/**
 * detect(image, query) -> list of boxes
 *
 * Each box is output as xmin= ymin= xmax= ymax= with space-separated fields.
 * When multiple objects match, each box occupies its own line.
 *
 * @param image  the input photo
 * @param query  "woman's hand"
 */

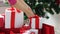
xmin=8 ymin=0 xmax=35 ymax=17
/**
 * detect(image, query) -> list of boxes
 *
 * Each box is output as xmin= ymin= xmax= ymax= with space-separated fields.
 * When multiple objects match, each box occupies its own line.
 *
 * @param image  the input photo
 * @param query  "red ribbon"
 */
xmin=11 ymin=12 xmax=15 ymax=29
xmin=8 ymin=7 xmax=21 ymax=29
xmin=35 ymin=15 xmax=39 ymax=29
xmin=10 ymin=31 xmax=15 ymax=34
xmin=29 ymin=15 xmax=40 ymax=29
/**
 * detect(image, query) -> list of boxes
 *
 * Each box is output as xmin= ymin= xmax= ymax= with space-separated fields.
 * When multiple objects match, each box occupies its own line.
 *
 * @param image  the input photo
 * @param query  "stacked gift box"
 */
xmin=0 ymin=7 xmax=55 ymax=34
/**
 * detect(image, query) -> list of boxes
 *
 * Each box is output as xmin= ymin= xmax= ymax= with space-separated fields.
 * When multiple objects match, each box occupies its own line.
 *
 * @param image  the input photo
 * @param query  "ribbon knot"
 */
xmin=29 ymin=15 xmax=39 ymax=19
xmin=8 ymin=7 xmax=21 ymax=13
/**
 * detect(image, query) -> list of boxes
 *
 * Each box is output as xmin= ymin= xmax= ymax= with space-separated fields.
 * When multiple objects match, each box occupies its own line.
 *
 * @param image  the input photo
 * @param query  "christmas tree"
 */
xmin=24 ymin=0 xmax=60 ymax=19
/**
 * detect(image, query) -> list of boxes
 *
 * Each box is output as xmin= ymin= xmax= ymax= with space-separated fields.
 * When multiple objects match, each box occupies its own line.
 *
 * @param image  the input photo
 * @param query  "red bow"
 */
xmin=8 ymin=7 xmax=21 ymax=13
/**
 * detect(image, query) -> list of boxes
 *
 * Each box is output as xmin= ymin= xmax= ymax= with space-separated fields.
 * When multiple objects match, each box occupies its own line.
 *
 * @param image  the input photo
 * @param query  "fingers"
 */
xmin=8 ymin=0 xmax=35 ymax=17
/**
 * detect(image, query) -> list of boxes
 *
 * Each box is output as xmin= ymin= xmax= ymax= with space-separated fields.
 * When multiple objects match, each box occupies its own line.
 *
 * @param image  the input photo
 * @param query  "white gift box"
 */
xmin=29 ymin=15 xmax=43 ymax=29
xmin=5 ymin=7 xmax=24 ymax=29
xmin=23 ymin=29 xmax=38 ymax=34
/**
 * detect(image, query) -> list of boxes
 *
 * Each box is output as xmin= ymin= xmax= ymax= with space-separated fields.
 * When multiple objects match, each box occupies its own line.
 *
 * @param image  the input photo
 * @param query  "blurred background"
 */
xmin=0 ymin=0 xmax=60 ymax=34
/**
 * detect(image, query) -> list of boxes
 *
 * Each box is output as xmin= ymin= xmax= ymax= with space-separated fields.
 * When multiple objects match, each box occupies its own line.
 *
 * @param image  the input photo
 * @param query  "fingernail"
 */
xmin=8 ymin=0 xmax=17 ymax=5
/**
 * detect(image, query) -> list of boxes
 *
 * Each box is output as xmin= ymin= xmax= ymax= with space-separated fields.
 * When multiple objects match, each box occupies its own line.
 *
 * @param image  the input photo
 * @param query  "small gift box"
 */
xmin=29 ymin=15 xmax=43 ymax=29
xmin=42 ymin=24 xmax=55 ymax=34
xmin=5 ymin=7 xmax=24 ymax=29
